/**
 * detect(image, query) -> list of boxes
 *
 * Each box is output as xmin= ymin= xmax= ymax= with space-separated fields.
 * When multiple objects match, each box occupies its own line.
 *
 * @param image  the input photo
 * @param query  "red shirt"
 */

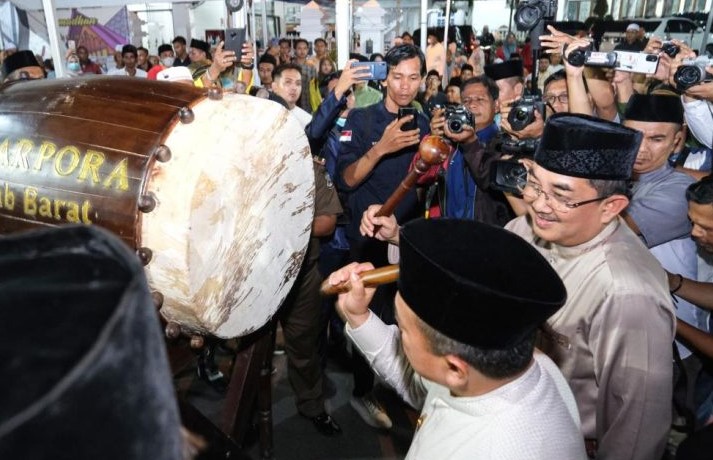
xmin=147 ymin=65 xmax=166 ymax=80
xmin=81 ymin=61 xmax=102 ymax=74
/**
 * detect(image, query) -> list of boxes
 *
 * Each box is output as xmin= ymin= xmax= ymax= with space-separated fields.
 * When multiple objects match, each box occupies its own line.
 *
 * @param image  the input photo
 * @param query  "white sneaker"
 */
xmin=350 ymin=395 xmax=393 ymax=429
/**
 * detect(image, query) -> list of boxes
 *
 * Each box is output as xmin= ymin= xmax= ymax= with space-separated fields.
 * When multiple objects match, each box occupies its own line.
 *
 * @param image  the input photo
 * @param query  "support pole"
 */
xmin=336 ymin=0 xmax=350 ymax=68
xmin=42 ymin=0 xmax=65 ymax=78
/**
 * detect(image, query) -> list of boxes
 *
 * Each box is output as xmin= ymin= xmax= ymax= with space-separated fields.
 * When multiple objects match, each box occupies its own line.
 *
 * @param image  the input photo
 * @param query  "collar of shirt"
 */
xmin=476 ymin=123 xmax=499 ymax=144
xmin=635 ymin=162 xmax=674 ymax=185
xmin=536 ymin=218 xmax=621 ymax=260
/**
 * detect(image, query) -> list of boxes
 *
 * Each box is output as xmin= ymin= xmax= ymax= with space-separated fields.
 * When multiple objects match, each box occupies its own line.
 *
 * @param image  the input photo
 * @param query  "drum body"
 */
xmin=0 ymin=77 xmax=314 ymax=338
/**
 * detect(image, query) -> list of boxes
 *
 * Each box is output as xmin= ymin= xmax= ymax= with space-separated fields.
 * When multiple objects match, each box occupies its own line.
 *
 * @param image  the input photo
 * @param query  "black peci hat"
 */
xmin=190 ymin=38 xmax=211 ymax=55
xmin=398 ymin=218 xmax=567 ymax=349
xmin=534 ymin=113 xmax=642 ymax=180
xmin=624 ymin=93 xmax=684 ymax=125
xmin=0 ymin=225 xmax=183 ymax=459
xmin=2 ymin=50 xmax=40 ymax=78
xmin=484 ymin=59 xmax=523 ymax=80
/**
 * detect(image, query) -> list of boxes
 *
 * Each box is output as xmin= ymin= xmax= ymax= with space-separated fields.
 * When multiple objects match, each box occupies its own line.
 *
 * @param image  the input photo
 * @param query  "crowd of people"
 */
xmin=3 ymin=20 xmax=713 ymax=459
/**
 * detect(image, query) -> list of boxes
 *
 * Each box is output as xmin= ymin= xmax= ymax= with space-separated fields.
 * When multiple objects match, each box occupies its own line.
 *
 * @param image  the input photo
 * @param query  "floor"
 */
xmin=181 ymin=340 xmax=417 ymax=460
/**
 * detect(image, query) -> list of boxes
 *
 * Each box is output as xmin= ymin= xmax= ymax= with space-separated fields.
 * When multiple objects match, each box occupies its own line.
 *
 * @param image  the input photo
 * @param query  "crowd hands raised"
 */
xmin=6 ymin=25 xmax=713 ymax=459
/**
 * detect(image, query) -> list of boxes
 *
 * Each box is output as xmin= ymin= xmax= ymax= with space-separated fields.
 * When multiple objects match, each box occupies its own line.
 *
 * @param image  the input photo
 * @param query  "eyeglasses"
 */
xmin=462 ymin=96 xmax=491 ymax=106
xmin=543 ymin=94 xmax=569 ymax=105
xmin=520 ymin=180 xmax=608 ymax=213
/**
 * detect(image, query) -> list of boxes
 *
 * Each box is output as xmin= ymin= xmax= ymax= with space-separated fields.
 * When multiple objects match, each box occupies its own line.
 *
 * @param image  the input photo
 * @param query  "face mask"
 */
xmin=67 ymin=62 xmax=80 ymax=72
xmin=419 ymin=82 xmax=426 ymax=92
xmin=336 ymin=117 xmax=346 ymax=128
xmin=161 ymin=57 xmax=174 ymax=67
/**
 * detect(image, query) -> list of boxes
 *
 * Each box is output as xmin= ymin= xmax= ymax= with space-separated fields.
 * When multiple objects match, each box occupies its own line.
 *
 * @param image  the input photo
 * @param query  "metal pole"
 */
xmin=700 ymin=6 xmax=713 ymax=56
xmin=261 ymin=0 xmax=269 ymax=55
xmin=336 ymin=0 xmax=350 ymax=68
xmin=420 ymin=0 xmax=427 ymax=53
xmin=42 ymin=0 xmax=64 ymax=78
xmin=443 ymin=0 xmax=451 ymax=52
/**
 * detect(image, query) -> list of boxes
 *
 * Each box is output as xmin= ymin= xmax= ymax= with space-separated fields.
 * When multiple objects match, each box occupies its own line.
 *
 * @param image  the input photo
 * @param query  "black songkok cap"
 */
xmin=484 ymin=59 xmax=523 ymax=81
xmin=190 ymin=38 xmax=211 ymax=55
xmin=157 ymin=44 xmax=173 ymax=55
xmin=624 ymin=93 xmax=684 ymax=125
xmin=534 ymin=113 xmax=642 ymax=180
xmin=2 ymin=50 xmax=40 ymax=78
xmin=398 ymin=219 xmax=566 ymax=349
xmin=0 ymin=225 xmax=182 ymax=458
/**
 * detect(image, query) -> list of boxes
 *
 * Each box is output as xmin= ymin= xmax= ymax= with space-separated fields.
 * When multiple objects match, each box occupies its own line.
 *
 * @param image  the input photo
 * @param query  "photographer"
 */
xmin=424 ymin=76 xmax=514 ymax=225
xmin=483 ymin=59 xmax=546 ymax=143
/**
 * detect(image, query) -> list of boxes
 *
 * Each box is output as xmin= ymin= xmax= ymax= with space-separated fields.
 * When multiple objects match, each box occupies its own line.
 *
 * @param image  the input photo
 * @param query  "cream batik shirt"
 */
xmin=507 ymin=216 xmax=676 ymax=460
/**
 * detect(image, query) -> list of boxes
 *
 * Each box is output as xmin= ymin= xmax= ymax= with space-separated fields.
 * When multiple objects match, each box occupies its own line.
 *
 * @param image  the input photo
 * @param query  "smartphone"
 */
xmin=68 ymin=40 xmax=76 ymax=51
xmin=351 ymin=61 xmax=387 ymax=81
xmin=224 ymin=28 xmax=246 ymax=56
xmin=398 ymin=107 xmax=418 ymax=131
xmin=614 ymin=51 xmax=660 ymax=74
xmin=583 ymin=51 xmax=617 ymax=67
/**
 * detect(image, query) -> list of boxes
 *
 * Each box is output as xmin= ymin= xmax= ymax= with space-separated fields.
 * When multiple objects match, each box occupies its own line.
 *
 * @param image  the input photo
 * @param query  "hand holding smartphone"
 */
xmin=223 ymin=28 xmax=246 ymax=56
xmin=351 ymin=61 xmax=387 ymax=81
xmin=398 ymin=107 xmax=418 ymax=131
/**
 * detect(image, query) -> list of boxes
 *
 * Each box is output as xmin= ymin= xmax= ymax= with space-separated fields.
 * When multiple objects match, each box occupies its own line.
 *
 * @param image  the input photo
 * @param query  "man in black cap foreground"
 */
xmin=1 ymin=50 xmax=45 ymax=81
xmin=505 ymin=113 xmax=676 ymax=459
xmin=327 ymin=219 xmax=587 ymax=458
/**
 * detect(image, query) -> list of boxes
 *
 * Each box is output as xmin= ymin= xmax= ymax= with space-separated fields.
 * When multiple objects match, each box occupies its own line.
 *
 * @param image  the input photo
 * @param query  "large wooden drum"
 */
xmin=0 ymin=77 xmax=314 ymax=338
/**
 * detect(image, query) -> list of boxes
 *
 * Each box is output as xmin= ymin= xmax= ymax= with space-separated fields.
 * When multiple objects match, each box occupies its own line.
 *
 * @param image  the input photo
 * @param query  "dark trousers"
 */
xmin=348 ymin=237 xmax=396 ymax=397
xmin=317 ymin=244 xmax=350 ymax=368
xmin=279 ymin=263 xmax=325 ymax=417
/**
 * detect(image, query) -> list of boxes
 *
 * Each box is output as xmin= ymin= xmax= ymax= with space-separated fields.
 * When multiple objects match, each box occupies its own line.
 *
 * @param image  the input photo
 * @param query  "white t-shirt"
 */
xmin=107 ymin=67 xmax=148 ymax=78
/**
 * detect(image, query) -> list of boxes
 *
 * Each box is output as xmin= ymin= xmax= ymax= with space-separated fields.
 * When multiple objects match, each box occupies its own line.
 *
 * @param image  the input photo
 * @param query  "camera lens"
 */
xmin=448 ymin=120 xmax=463 ymax=133
xmin=514 ymin=108 xmax=529 ymax=121
xmin=675 ymin=66 xmax=704 ymax=89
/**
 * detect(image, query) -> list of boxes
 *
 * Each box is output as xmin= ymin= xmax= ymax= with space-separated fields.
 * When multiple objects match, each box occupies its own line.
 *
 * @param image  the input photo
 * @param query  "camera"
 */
xmin=444 ymin=105 xmax=474 ymax=133
xmin=674 ymin=57 xmax=713 ymax=90
xmin=501 ymin=137 xmax=538 ymax=156
xmin=491 ymin=159 xmax=528 ymax=194
xmin=507 ymin=96 xmax=545 ymax=131
xmin=564 ymin=43 xmax=593 ymax=67
xmin=514 ymin=0 xmax=556 ymax=31
xmin=660 ymin=41 xmax=680 ymax=58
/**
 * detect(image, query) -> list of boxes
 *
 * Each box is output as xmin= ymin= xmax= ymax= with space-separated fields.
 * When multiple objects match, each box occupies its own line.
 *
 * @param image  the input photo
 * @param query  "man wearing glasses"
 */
xmin=506 ymin=113 xmax=676 ymax=460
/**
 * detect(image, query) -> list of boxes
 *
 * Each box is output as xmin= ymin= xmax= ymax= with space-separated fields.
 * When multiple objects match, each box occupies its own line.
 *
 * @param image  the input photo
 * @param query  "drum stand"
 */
xmin=167 ymin=322 xmax=276 ymax=460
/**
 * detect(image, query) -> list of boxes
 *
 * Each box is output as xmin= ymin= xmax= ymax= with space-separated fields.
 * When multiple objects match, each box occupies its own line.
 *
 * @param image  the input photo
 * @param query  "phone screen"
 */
xmin=398 ymin=107 xmax=418 ymax=131
xmin=351 ymin=61 xmax=387 ymax=81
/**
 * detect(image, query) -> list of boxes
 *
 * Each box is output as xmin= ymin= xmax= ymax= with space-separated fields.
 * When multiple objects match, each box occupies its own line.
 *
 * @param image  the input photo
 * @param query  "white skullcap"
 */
xmin=626 ymin=23 xmax=640 ymax=31
xmin=156 ymin=66 xmax=193 ymax=82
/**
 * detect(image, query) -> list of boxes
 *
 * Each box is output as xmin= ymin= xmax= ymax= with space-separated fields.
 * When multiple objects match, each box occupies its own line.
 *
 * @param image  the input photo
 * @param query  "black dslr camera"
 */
xmin=660 ymin=41 xmax=680 ymax=58
xmin=507 ymin=96 xmax=545 ymax=131
xmin=444 ymin=105 xmax=474 ymax=133
xmin=490 ymin=138 xmax=538 ymax=194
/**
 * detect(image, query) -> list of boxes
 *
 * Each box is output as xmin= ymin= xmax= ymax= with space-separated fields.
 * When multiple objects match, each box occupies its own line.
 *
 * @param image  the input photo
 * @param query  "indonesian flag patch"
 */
xmin=339 ymin=130 xmax=352 ymax=142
